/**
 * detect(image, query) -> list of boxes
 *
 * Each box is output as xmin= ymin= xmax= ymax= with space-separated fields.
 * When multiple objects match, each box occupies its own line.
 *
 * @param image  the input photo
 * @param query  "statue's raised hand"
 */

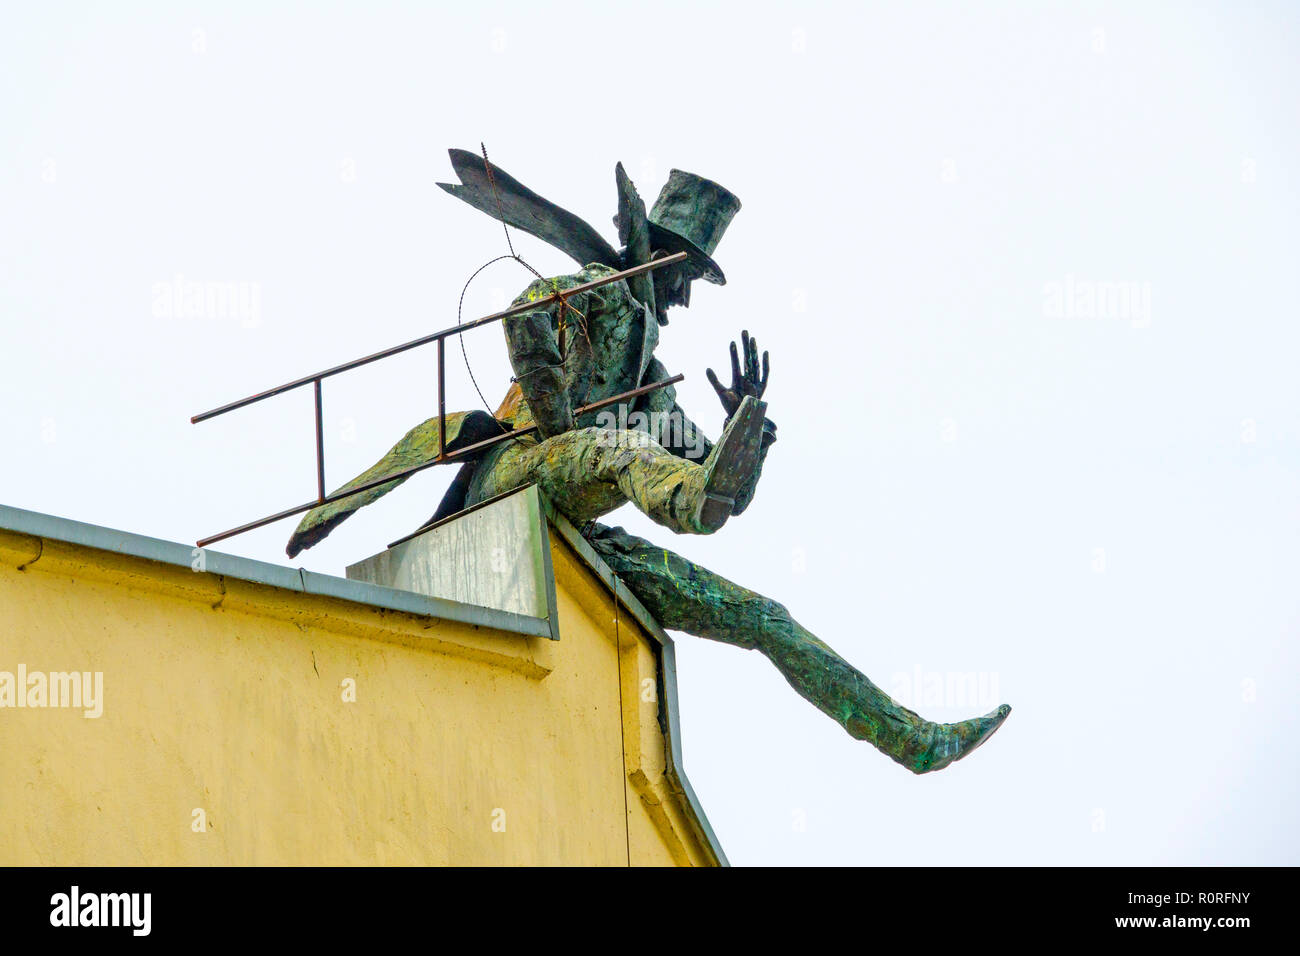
xmin=707 ymin=330 xmax=769 ymax=418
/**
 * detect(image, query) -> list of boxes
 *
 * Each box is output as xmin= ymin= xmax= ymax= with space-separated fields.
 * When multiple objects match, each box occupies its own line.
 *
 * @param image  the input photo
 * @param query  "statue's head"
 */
xmin=637 ymin=170 xmax=742 ymax=320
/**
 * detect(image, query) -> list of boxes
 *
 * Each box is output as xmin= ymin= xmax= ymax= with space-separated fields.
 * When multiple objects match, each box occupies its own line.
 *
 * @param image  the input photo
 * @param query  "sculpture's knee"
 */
xmin=703 ymin=594 xmax=792 ymax=653
xmin=752 ymin=597 xmax=794 ymax=641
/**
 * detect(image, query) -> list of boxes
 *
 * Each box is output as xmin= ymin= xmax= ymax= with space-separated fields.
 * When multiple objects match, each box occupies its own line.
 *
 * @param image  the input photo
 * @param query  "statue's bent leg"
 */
xmin=585 ymin=523 xmax=1011 ymax=774
xmin=470 ymin=403 xmax=767 ymax=535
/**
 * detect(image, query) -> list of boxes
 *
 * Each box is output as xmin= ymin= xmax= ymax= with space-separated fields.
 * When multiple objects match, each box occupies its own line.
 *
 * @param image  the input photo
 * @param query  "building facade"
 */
xmin=0 ymin=487 xmax=724 ymax=866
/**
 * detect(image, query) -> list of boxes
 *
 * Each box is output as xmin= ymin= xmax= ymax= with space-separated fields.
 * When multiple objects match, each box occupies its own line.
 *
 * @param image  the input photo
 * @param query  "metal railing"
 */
xmin=190 ymin=251 xmax=689 ymax=548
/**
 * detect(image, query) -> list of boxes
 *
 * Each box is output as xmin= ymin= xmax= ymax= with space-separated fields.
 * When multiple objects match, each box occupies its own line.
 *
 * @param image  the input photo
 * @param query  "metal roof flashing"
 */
xmin=0 ymin=503 xmax=551 ymax=639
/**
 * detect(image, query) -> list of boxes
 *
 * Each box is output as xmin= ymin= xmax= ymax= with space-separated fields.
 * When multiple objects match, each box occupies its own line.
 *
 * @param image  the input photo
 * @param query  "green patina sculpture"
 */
xmin=286 ymin=149 xmax=1011 ymax=774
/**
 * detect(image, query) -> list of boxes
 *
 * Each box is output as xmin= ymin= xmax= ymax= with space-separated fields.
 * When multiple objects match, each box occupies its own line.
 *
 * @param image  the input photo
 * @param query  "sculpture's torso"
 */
xmin=494 ymin=264 xmax=658 ymax=430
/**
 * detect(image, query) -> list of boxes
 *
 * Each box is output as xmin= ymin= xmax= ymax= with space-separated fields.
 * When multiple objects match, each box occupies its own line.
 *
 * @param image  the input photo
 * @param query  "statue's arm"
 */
xmin=504 ymin=266 xmax=629 ymax=439
xmin=503 ymin=307 xmax=573 ymax=438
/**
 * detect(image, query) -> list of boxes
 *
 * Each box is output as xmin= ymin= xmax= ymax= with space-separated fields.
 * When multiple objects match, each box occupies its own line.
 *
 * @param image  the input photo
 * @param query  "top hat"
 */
xmin=615 ymin=169 xmax=741 ymax=285
xmin=643 ymin=170 xmax=741 ymax=285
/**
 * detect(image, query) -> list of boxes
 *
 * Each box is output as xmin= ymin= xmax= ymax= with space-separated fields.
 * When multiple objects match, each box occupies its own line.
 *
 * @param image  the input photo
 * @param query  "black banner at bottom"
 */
xmin=0 ymin=866 xmax=1285 ymax=943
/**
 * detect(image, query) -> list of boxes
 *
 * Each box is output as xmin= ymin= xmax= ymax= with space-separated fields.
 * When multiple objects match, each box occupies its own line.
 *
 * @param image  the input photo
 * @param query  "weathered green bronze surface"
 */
xmin=287 ymin=149 xmax=1011 ymax=774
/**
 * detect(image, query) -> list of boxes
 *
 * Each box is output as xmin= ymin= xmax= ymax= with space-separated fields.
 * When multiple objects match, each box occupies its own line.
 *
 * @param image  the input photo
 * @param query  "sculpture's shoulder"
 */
xmin=510 ymin=262 xmax=636 ymax=310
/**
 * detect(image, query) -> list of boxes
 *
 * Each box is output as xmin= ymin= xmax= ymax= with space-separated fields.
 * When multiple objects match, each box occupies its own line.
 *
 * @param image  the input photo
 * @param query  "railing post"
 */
xmin=437 ymin=338 xmax=446 ymax=461
xmin=313 ymin=378 xmax=325 ymax=503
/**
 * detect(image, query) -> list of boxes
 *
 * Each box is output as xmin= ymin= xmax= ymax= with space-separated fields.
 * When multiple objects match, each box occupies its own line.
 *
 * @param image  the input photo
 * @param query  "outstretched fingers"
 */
xmin=706 ymin=366 xmax=727 ymax=401
xmin=745 ymin=332 xmax=760 ymax=385
xmin=718 ymin=331 xmax=772 ymax=401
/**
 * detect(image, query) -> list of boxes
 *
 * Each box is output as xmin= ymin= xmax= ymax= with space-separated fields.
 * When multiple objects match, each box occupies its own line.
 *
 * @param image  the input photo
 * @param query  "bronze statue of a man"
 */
xmin=286 ymin=149 xmax=1011 ymax=774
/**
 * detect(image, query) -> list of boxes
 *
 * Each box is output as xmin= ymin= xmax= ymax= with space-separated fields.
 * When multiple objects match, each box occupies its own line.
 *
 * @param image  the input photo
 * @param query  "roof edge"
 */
xmin=0 ymin=504 xmax=552 ymax=640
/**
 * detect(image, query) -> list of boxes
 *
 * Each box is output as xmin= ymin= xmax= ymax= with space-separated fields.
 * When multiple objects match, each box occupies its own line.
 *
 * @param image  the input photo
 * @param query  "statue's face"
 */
xmin=651 ymin=257 xmax=693 ymax=314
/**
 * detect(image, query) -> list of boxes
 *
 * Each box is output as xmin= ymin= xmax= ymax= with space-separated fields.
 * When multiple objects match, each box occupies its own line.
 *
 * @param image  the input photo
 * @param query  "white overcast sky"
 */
xmin=3 ymin=1 xmax=1297 ymax=865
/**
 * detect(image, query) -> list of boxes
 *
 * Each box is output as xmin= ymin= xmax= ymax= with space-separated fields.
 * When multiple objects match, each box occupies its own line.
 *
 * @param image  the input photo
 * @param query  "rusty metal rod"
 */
xmin=195 ymin=373 xmax=685 ymax=548
xmin=189 ymin=252 xmax=687 ymax=424
xmin=437 ymin=338 xmax=446 ymax=462
xmin=313 ymin=379 xmax=325 ymax=502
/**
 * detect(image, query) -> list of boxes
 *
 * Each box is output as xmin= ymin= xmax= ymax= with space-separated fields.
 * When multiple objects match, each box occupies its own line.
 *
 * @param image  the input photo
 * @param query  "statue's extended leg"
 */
xmin=584 ymin=523 xmax=1011 ymax=774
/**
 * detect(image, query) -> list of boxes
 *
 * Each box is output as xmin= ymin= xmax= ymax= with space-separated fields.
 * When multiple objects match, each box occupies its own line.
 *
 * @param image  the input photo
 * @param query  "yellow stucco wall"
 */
xmin=0 ymin=525 xmax=718 ymax=866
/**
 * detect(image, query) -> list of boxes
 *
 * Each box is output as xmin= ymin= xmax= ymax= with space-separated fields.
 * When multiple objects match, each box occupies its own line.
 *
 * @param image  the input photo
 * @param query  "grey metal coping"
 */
xmin=0 ymin=504 xmax=553 ymax=640
xmin=0 ymin=499 xmax=728 ymax=866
